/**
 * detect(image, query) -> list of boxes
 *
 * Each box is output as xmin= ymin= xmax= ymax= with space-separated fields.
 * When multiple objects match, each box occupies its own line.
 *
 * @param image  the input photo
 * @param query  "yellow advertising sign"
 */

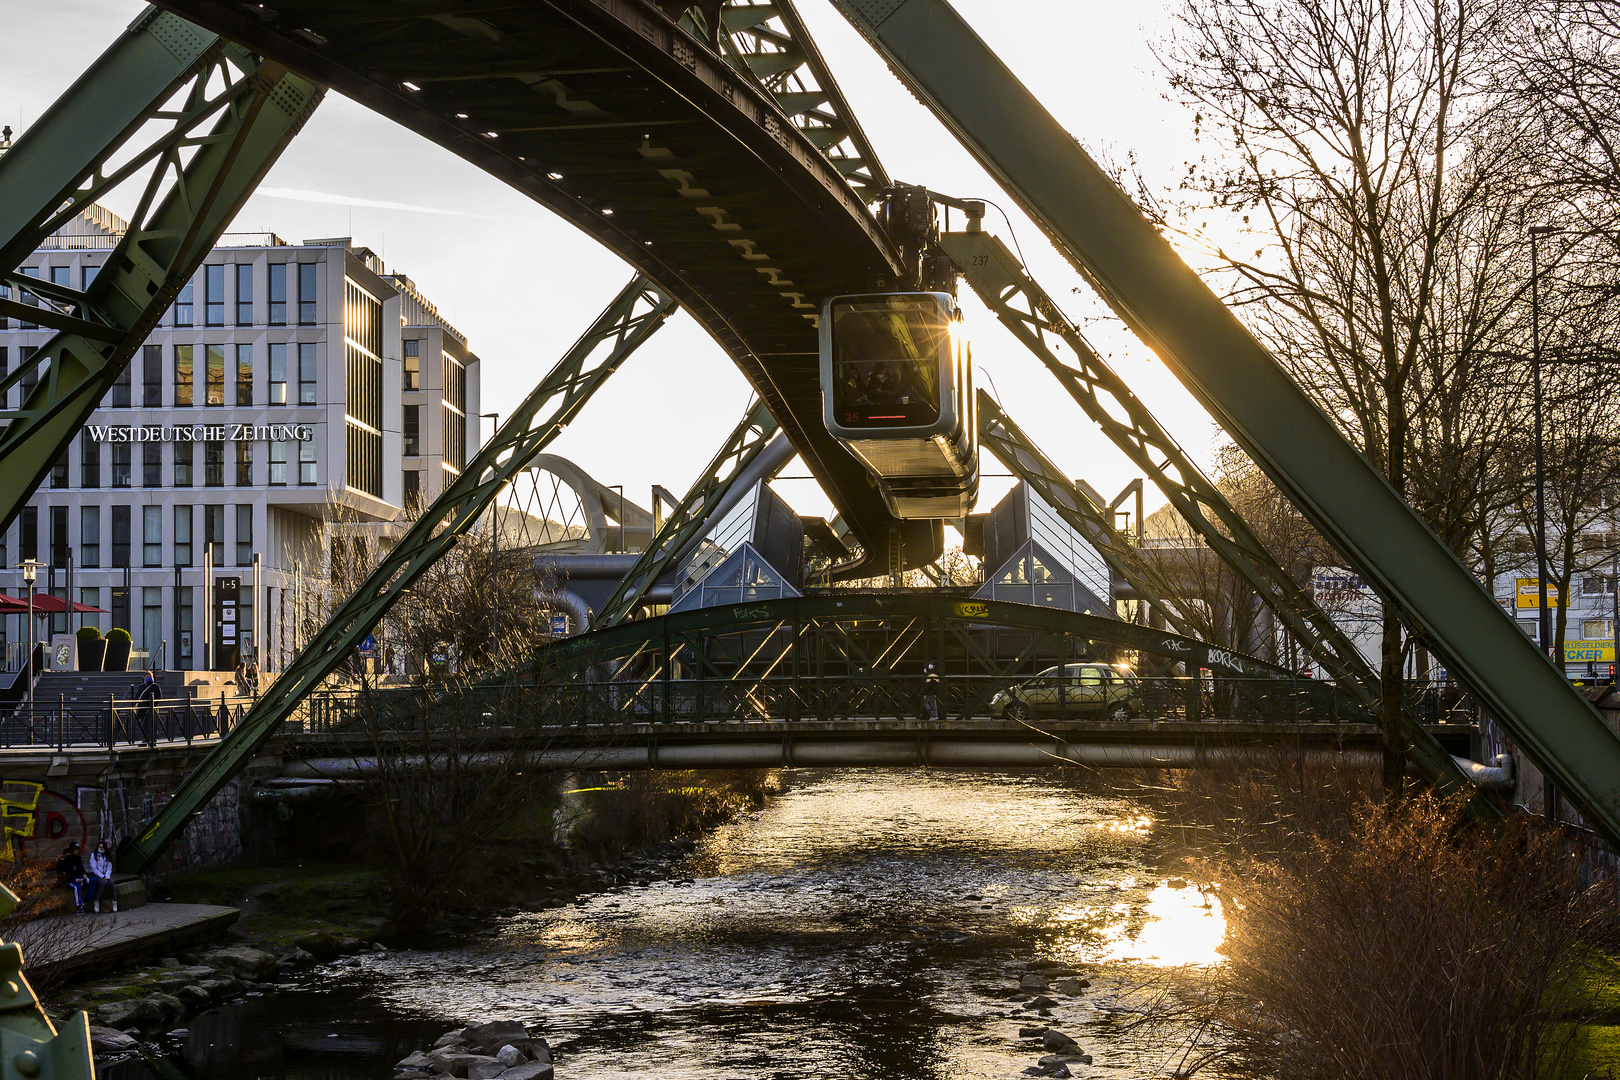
xmin=1564 ymin=640 xmax=1615 ymax=663
xmin=1516 ymin=579 xmax=1565 ymax=609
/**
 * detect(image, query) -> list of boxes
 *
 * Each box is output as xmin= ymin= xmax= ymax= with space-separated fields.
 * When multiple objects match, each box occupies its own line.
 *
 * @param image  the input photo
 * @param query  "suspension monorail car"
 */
xmin=820 ymin=292 xmax=978 ymax=518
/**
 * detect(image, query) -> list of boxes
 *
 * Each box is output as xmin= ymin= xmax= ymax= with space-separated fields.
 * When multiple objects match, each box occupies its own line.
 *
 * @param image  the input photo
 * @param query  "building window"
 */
xmin=236 ymin=505 xmax=253 ymax=566
xmin=205 ymin=441 xmax=225 ymax=487
xmin=0 ymin=287 xmax=8 ymax=331
xmin=345 ymin=281 xmax=385 ymax=498
xmin=205 ymin=505 xmax=224 ymax=566
xmin=18 ymin=268 xmax=38 ymax=329
xmin=206 ymin=344 xmax=225 ymax=406
xmin=403 ymin=339 xmax=420 ymax=389
xmin=1583 ymin=574 xmax=1615 ymax=597
xmin=143 ymin=343 xmax=162 ymax=407
xmin=79 ymin=588 xmax=99 ymax=633
xmin=298 ymin=263 xmax=317 ymax=324
xmin=0 ymin=346 xmax=6 ymax=407
xmin=80 ymin=506 xmax=99 ymax=569
xmin=110 ymin=359 xmax=132 ymax=408
xmin=236 ymin=263 xmax=253 ymax=325
xmin=173 ymin=441 xmax=193 ymax=487
xmin=269 ymin=441 xmax=287 ymax=486
xmin=174 ymin=505 xmax=192 ymax=567
xmin=1585 ymin=619 xmax=1614 ymax=640
xmin=299 ymin=342 xmax=317 ymax=404
xmin=237 ymin=344 xmax=253 ymax=405
xmin=269 ymin=343 xmax=287 ymax=404
xmin=442 ymin=351 xmax=467 ymax=471
xmin=205 ymin=264 xmax=224 ymax=326
xmin=50 ymin=506 xmax=68 ymax=567
xmin=299 ymin=431 xmax=317 ymax=485
xmin=142 ymin=442 xmax=161 ymax=487
xmin=49 ymin=452 xmax=67 ymax=489
xmin=50 ymin=266 xmax=69 ymax=290
xmin=111 ymin=505 xmax=130 ymax=568
xmin=111 ymin=444 xmax=131 ymax=488
xmin=19 ymin=346 xmax=38 ymax=401
xmin=80 ymin=432 xmax=100 ymax=488
xmin=178 ymin=586 xmax=193 ymax=667
xmin=82 ymin=265 xmax=98 ymax=290
xmin=174 ymin=278 xmax=193 ymax=327
xmin=442 ymin=405 xmax=466 ymax=473
xmin=403 ymin=405 xmax=420 ymax=457
xmin=236 ymin=440 xmax=252 ymax=486
xmin=143 ymin=587 xmax=163 ymax=662
xmin=19 ymin=507 xmax=38 ymax=562
xmin=403 ymin=469 xmax=421 ymax=510
xmin=269 ymin=263 xmax=286 ymax=325
xmin=174 ymin=344 xmax=193 ymax=406
xmin=110 ymin=588 xmax=129 ymax=641
xmin=143 ymin=506 xmax=162 ymax=567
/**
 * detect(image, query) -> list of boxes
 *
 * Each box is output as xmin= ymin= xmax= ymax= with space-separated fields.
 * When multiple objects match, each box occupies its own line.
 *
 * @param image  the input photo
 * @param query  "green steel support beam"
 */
xmin=949 ymin=231 xmax=1480 ymax=801
xmin=0 ymin=7 xmax=222 ymax=269
xmin=117 ymin=275 xmax=676 ymax=873
xmin=0 ymin=14 xmax=322 ymax=532
xmin=0 ymin=888 xmax=94 ymax=1080
xmin=949 ymin=231 xmax=1376 ymax=694
xmin=716 ymin=0 xmax=890 ymax=198
xmin=836 ymin=0 xmax=1613 ymax=832
xmin=595 ymin=398 xmax=781 ymax=627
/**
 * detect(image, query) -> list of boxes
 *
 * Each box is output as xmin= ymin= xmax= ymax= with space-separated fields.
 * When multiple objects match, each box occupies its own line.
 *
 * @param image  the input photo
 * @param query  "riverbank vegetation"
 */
xmin=1131 ymin=760 xmax=1620 ymax=1079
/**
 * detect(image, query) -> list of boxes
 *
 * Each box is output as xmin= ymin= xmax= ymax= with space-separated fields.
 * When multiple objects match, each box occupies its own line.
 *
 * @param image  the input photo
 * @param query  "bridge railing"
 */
xmin=0 ymin=694 xmax=254 ymax=750
xmin=284 ymin=675 xmax=1483 ymax=733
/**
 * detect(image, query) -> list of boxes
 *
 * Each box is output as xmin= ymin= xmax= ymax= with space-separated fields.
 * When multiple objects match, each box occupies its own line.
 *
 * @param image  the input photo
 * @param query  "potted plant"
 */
xmin=103 ymin=628 xmax=132 ymax=672
xmin=76 ymin=626 xmax=105 ymax=672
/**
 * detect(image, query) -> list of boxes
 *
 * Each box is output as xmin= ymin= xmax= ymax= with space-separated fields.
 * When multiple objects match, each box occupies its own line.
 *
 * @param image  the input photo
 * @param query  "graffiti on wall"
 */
xmin=0 ymin=782 xmax=89 ymax=860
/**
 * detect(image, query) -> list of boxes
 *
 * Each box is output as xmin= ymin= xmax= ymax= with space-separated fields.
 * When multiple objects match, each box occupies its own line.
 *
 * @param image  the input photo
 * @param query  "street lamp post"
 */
xmin=20 ymin=559 xmax=37 ymax=708
xmin=1530 ymin=223 xmax=1561 ymax=661
xmin=481 ymin=412 xmax=500 ymax=656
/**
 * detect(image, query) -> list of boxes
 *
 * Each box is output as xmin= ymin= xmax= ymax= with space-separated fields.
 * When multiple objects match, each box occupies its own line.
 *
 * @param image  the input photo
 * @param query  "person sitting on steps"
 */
xmin=53 ymin=842 xmax=89 ymax=914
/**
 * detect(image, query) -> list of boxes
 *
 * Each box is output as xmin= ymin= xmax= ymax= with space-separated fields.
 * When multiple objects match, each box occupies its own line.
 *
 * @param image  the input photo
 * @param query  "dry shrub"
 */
xmin=2 ymin=858 xmax=109 ymax=999
xmin=1150 ymin=762 xmax=1617 ymax=1080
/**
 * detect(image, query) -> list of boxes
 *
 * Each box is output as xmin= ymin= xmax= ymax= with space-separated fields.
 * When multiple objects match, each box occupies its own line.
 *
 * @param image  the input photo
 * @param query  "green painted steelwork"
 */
xmin=116 ymin=275 xmax=675 ymax=873
xmin=595 ymin=399 xmax=781 ymax=627
xmin=833 ymin=0 xmax=1620 ymax=837
xmin=717 ymin=0 xmax=890 ymax=197
xmin=0 ymin=887 xmax=94 ymax=1080
xmin=0 ymin=8 xmax=322 ymax=532
xmin=537 ymin=592 xmax=1359 ymax=725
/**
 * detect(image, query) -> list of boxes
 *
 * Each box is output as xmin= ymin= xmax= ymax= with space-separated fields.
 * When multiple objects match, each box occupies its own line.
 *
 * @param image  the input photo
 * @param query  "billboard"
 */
xmin=1564 ymin=639 xmax=1615 ymax=663
xmin=1515 ymin=579 xmax=1566 ymax=609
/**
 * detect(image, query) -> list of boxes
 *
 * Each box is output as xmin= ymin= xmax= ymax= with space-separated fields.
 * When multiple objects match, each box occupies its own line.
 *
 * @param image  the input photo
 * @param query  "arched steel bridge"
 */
xmin=0 ymin=0 xmax=1616 ymax=881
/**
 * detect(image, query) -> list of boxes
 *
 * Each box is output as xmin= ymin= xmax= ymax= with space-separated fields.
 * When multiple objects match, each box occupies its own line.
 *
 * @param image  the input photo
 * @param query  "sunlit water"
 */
xmin=115 ymin=769 xmax=1231 ymax=1080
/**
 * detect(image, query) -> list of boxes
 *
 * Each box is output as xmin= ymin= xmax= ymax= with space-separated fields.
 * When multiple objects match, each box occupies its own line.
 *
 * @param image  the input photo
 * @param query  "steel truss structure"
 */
xmin=0 ymin=7 xmax=322 ymax=531
xmin=117 ymin=274 xmax=676 ymax=872
xmin=840 ymin=0 xmax=1620 ymax=837
xmin=536 ymin=593 xmax=1357 ymax=726
xmin=944 ymin=229 xmax=1475 ymax=797
xmin=595 ymin=399 xmax=781 ymax=627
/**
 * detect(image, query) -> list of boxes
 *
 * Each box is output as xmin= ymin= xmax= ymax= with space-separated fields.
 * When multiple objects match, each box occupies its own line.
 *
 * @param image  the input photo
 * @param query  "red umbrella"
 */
xmin=0 ymin=594 xmax=108 ymax=614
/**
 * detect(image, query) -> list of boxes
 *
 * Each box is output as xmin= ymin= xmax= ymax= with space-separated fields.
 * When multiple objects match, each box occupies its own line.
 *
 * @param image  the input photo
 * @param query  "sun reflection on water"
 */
xmin=1092 ymin=880 xmax=1227 ymax=966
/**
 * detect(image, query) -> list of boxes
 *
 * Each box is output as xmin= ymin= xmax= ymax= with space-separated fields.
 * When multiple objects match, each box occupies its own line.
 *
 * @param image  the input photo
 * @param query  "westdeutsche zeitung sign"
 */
xmin=85 ymin=423 xmax=313 ymax=443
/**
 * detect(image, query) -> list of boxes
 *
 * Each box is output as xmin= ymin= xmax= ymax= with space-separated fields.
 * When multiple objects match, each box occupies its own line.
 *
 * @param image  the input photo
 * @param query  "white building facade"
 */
xmin=0 ymin=209 xmax=480 ymax=671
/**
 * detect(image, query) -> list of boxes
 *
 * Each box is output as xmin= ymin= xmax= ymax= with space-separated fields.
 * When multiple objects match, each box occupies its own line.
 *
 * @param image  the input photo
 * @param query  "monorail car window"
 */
xmin=829 ymin=297 xmax=947 ymax=426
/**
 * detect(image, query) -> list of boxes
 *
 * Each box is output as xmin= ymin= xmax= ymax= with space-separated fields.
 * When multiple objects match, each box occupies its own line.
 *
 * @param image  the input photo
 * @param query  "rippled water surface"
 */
xmin=124 ymin=769 xmax=1231 ymax=1080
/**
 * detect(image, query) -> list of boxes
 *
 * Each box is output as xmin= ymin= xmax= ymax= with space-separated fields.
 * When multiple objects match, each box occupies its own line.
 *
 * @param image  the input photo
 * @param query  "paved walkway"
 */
xmin=18 ymin=903 xmax=239 ymax=975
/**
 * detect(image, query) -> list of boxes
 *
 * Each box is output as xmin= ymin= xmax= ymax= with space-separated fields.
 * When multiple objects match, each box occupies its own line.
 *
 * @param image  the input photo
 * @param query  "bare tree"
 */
xmin=1157 ymin=0 xmax=1538 ymax=791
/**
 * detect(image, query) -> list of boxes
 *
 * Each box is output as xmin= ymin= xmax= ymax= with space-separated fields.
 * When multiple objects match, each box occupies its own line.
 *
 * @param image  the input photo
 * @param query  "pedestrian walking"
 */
xmin=136 ymin=669 xmax=159 ymax=744
xmin=922 ymin=663 xmax=942 ymax=723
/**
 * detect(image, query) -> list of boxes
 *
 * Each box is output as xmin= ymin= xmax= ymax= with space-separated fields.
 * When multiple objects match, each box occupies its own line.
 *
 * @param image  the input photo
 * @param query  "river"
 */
xmin=111 ymin=769 xmax=1232 ymax=1080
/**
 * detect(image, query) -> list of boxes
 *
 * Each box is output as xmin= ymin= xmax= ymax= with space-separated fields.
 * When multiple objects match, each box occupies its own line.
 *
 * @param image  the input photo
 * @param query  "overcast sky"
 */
xmin=3 ymin=0 xmax=1222 ymax=525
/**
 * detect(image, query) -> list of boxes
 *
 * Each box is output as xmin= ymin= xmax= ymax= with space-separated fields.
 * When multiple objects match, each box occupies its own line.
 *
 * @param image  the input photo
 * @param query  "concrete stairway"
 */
xmin=32 ymin=671 xmax=154 ymax=713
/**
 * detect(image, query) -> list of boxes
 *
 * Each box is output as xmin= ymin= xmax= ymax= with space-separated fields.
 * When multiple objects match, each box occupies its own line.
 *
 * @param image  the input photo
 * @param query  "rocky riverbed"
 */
xmin=92 ymin=770 xmax=1234 ymax=1080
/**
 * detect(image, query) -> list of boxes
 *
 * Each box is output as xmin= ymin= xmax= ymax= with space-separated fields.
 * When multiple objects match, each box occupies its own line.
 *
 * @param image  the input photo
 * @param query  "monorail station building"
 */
xmin=0 ymin=206 xmax=480 ymax=671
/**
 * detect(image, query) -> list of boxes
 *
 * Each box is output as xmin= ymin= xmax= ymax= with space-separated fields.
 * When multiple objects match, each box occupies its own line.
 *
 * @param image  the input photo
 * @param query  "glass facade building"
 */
xmin=0 ymin=209 xmax=481 ymax=671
